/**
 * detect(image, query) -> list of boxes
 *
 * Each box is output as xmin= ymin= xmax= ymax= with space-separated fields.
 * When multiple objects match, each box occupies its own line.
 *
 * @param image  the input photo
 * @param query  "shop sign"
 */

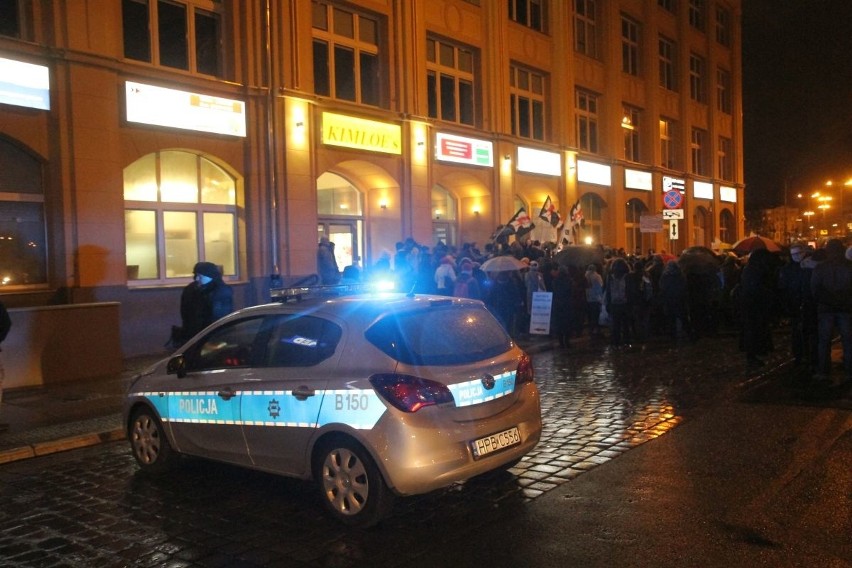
xmin=322 ymin=112 xmax=401 ymax=155
xmin=625 ymin=169 xmax=652 ymax=191
xmin=693 ymin=181 xmax=713 ymax=199
xmin=662 ymin=176 xmax=685 ymax=193
xmin=517 ymin=147 xmax=561 ymax=176
xmin=577 ymin=160 xmax=612 ymax=186
xmin=720 ymin=186 xmax=737 ymax=203
xmin=125 ymin=81 xmax=246 ymax=137
xmin=435 ymin=132 xmax=493 ymax=167
xmin=0 ymin=57 xmax=50 ymax=110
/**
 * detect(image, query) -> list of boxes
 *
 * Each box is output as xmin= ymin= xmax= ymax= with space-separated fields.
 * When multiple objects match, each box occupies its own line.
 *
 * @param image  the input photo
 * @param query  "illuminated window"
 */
xmin=510 ymin=65 xmax=547 ymax=141
xmin=431 ymin=185 xmax=457 ymax=247
xmin=621 ymin=15 xmax=640 ymax=76
xmin=575 ymin=89 xmax=598 ymax=153
xmin=509 ymin=0 xmax=546 ymax=33
xmin=0 ymin=137 xmax=47 ymax=287
xmin=124 ymin=150 xmax=240 ymax=283
xmin=574 ymin=0 xmax=598 ymax=58
xmin=622 ymin=105 xmax=641 ymax=162
xmin=579 ymin=193 xmax=607 ymax=246
xmin=718 ymin=136 xmax=733 ymax=181
xmin=427 ymin=37 xmax=477 ymax=126
xmin=122 ymin=0 xmax=224 ymax=77
xmin=660 ymin=117 xmax=678 ymax=170
xmin=658 ymin=36 xmax=676 ymax=91
xmin=312 ymin=1 xmax=383 ymax=107
xmin=690 ymin=128 xmax=708 ymax=176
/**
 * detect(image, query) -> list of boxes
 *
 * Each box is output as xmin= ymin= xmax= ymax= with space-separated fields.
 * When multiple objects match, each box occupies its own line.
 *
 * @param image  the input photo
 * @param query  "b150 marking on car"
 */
xmin=448 ymin=370 xmax=516 ymax=407
xmin=133 ymin=388 xmax=387 ymax=430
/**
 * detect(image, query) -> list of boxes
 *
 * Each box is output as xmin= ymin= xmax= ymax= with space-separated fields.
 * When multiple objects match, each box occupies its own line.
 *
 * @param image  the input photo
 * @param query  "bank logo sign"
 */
xmin=435 ymin=133 xmax=493 ymax=167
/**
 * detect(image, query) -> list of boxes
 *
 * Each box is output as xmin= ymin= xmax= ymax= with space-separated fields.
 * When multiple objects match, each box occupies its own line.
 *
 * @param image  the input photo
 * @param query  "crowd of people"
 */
xmin=320 ymin=235 xmax=852 ymax=387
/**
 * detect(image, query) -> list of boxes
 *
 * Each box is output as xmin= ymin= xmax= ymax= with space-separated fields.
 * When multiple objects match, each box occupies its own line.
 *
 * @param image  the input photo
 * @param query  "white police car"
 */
xmin=123 ymin=285 xmax=542 ymax=527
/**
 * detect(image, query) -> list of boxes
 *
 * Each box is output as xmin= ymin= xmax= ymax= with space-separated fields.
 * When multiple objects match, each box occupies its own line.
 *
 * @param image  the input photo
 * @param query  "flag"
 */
xmin=497 ymin=207 xmax=535 ymax=240
xmin=569 ymin=200 xmax=584 ymax=226
xmin=538 ymin=196 xmax=563 ymax=229
xmin=565 ymin=200 xmax=584 ymax=244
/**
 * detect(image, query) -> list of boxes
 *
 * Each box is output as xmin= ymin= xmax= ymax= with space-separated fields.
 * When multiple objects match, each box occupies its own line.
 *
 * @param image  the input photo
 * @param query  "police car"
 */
xmin=123 ymin=284 xmax=542 ymax=527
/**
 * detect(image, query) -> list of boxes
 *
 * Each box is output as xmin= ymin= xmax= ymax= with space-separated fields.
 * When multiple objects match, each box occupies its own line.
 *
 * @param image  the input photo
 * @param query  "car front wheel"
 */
xmin=313 ymin=437 xmax=394 ymax=528
xmin=129 ymin=408 xmax=176 ymax=474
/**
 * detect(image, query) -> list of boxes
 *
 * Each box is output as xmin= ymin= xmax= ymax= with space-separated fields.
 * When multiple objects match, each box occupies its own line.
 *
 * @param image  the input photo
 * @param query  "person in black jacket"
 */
xmin=178 ymin=262 xmax=233 ymax=346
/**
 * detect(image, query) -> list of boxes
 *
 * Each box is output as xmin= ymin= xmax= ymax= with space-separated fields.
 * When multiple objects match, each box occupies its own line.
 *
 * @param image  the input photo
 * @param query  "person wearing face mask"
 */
xmin=174 ymin=262 xmax=234 ymax=347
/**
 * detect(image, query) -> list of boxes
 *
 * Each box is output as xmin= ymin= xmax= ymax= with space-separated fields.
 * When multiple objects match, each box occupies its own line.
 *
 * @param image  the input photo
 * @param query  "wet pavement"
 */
xmin=0 ymin=328 xmax=850 ymax=567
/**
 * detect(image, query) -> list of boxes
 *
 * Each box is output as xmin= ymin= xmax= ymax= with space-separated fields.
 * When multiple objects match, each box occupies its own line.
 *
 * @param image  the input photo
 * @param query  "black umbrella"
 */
xmin=678 ymin=247 xmax=722 ymax=274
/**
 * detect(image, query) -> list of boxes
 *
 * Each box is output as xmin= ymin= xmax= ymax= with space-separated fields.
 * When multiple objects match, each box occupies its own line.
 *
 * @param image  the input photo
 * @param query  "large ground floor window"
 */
xmin=124 ymin=150 xmax=240 ymax=283
xmin=0 ymin=137 xmax=46 ymax=287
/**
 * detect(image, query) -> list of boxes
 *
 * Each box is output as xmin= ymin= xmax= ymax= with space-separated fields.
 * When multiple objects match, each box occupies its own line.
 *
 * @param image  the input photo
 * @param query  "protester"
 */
xmin=550 ymin=264 xmax=573 ymax=347
xmin=0 ymin=300 xmax=11 ymax=432
xmin=177 ymin=262 xmax=234 ymax=347
xmin=739 ymin=249 xmax=778 ymax=368
xmin=434 ymin=255 xmax=457 ymax=296
xmin=453 ymin=258 xmax=481 ymax=300
xmin=317 ymin=237 xmax=340 ymax=285
xmin=604 ymin=257 xmax=632 ymax=347
xmin=778 ymin=243 xmax=809 ymax=367
xmin=658 ymin=260 xmax=695 ymax=342
xmin=810 ymin=238 xmax=852 ymax=382
xmin=584 ymin=264 xmax=604 ymax=337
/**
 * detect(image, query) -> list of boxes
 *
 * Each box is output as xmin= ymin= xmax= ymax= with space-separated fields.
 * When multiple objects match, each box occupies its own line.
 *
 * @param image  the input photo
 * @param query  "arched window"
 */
xmin=693 ymin=206 xmax=711 ymax=247
xmin=431 ymin=185 xmax=457 ymax=247
xmin=317 ymin=172 xmax=363 ymax=270
xmin=579 ymin=193 xmax=607 ymax=246
xmin=0 ymin=137 xmax=46 ymax=287
xmin=625 ymin=198 xmax=649 ymax=254
xmin=719 ymin=209 xmax=735 ymax=245
xmin=124 ymin=150 xmax=240 ymax=283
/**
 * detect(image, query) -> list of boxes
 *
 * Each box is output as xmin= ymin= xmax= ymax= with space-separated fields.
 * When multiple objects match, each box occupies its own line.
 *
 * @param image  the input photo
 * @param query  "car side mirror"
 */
xmin=167 ymin=355 xmax=187 ymax=378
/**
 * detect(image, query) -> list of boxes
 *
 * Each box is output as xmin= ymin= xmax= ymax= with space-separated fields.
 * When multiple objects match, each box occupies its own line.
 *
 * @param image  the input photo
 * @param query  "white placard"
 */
xmin=0 ymin=57 xmax=50 ymax=110
xmin=529 ymin=291 xmax=553 ymax=335
xmin=693 ymin=181 xmax=713 ymax=199
xmin=517 ymin=147 xmax=561 ymax=176
xmin=577 ymin=160 xmax=612 ymax=186
xmin=720 ymin=186 xmax=737 ymax=202
xmin=625 ymin=169 xmax=653 ymax=191
xmin=126 ymin=81 xmax=246 ymax=137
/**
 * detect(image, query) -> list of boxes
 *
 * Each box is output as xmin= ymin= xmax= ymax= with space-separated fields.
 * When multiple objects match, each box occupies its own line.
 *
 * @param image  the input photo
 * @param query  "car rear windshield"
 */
xmin=364 ymin=304 xmax=513 ymax=366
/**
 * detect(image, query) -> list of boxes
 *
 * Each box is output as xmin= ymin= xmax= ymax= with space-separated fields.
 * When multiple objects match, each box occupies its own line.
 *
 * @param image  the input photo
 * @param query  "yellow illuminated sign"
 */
xmin=322 ymin=112 xmax=401 ymax=155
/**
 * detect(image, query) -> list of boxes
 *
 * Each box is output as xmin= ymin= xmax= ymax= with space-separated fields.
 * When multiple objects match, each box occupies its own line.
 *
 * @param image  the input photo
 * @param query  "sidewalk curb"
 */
xmin=0 ymin=428 xmax=125 ymax=465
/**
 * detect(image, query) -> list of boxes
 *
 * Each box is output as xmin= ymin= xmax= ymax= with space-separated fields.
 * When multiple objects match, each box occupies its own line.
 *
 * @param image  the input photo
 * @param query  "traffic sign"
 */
xmin=662 ymin=209 xmax=684 ymax=220
xmin=663 ymin=190 xmax=683 ymax=209
xmin=669 ymin=220 xmax=679 ymax=240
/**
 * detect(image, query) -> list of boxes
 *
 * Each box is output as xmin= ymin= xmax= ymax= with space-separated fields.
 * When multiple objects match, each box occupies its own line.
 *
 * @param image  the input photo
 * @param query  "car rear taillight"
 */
xmin=369 ymin=373 xmax=455 ymax=412
xmin=515 ymin=353 xmax=534 ymax=385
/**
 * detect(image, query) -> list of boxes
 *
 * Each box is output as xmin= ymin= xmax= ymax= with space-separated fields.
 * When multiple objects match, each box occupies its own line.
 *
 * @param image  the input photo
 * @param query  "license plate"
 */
xmin=470 ymin=427 xmax=521 ymax=459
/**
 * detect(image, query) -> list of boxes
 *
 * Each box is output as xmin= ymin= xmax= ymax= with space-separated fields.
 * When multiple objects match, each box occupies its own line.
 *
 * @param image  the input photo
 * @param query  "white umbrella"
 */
xmin=480 ymin=255 xmax=526 ymax=272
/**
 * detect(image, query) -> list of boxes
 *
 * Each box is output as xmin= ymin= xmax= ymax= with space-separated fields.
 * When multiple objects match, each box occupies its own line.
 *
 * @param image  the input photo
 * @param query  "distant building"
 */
xmin=0 ymin=0 xmax=744 ymax=356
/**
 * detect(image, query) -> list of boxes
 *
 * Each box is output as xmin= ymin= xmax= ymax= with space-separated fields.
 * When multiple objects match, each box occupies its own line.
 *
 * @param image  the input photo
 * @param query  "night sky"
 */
xmin=741 ymin=0 xmax=852 ymax=210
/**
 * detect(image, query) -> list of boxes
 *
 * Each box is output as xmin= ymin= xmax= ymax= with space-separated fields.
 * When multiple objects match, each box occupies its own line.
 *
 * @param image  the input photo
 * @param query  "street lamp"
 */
xmin=802 ymin=210 xmax=815 ymax=239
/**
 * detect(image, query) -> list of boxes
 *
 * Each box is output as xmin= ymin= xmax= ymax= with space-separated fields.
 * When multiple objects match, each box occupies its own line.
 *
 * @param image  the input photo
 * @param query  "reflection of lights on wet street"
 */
xmin=508 ymin=349 xmax=687 ymax=500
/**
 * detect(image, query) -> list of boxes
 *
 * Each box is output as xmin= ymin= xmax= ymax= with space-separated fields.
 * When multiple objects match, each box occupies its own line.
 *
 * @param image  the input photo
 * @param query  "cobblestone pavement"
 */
xmin=0 ymin=329 xmax=811 ymax=567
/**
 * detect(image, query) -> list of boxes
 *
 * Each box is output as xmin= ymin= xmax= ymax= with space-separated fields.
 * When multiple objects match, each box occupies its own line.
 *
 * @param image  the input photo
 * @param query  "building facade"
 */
xmin=0 ymin=0 xmax=744 ymax=358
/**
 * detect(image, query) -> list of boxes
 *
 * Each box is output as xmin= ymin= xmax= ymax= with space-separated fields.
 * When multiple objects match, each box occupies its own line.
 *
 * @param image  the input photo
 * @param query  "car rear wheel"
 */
xmin=313 ymin=437 xmax=394 ymax=528
xmin=129 ymin=408 xmax=176 ymax=474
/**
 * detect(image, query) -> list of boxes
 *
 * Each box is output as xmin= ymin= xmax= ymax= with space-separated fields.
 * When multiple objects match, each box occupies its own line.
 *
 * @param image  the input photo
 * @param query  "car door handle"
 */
xmin=292 ymin=386 xmax=316 ymax=401
xmin=218 ymin=388 xmax=237 ymax=401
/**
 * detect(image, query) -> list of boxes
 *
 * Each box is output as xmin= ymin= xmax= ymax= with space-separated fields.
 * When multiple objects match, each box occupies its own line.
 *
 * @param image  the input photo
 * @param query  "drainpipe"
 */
xmin=265 ymin=0 xmax=282 ymax=289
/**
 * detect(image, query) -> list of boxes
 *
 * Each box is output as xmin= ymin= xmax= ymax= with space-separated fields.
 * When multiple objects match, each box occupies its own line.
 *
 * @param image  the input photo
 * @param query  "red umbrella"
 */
xmin=732 ymin=235 xmax=782 ymax=255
